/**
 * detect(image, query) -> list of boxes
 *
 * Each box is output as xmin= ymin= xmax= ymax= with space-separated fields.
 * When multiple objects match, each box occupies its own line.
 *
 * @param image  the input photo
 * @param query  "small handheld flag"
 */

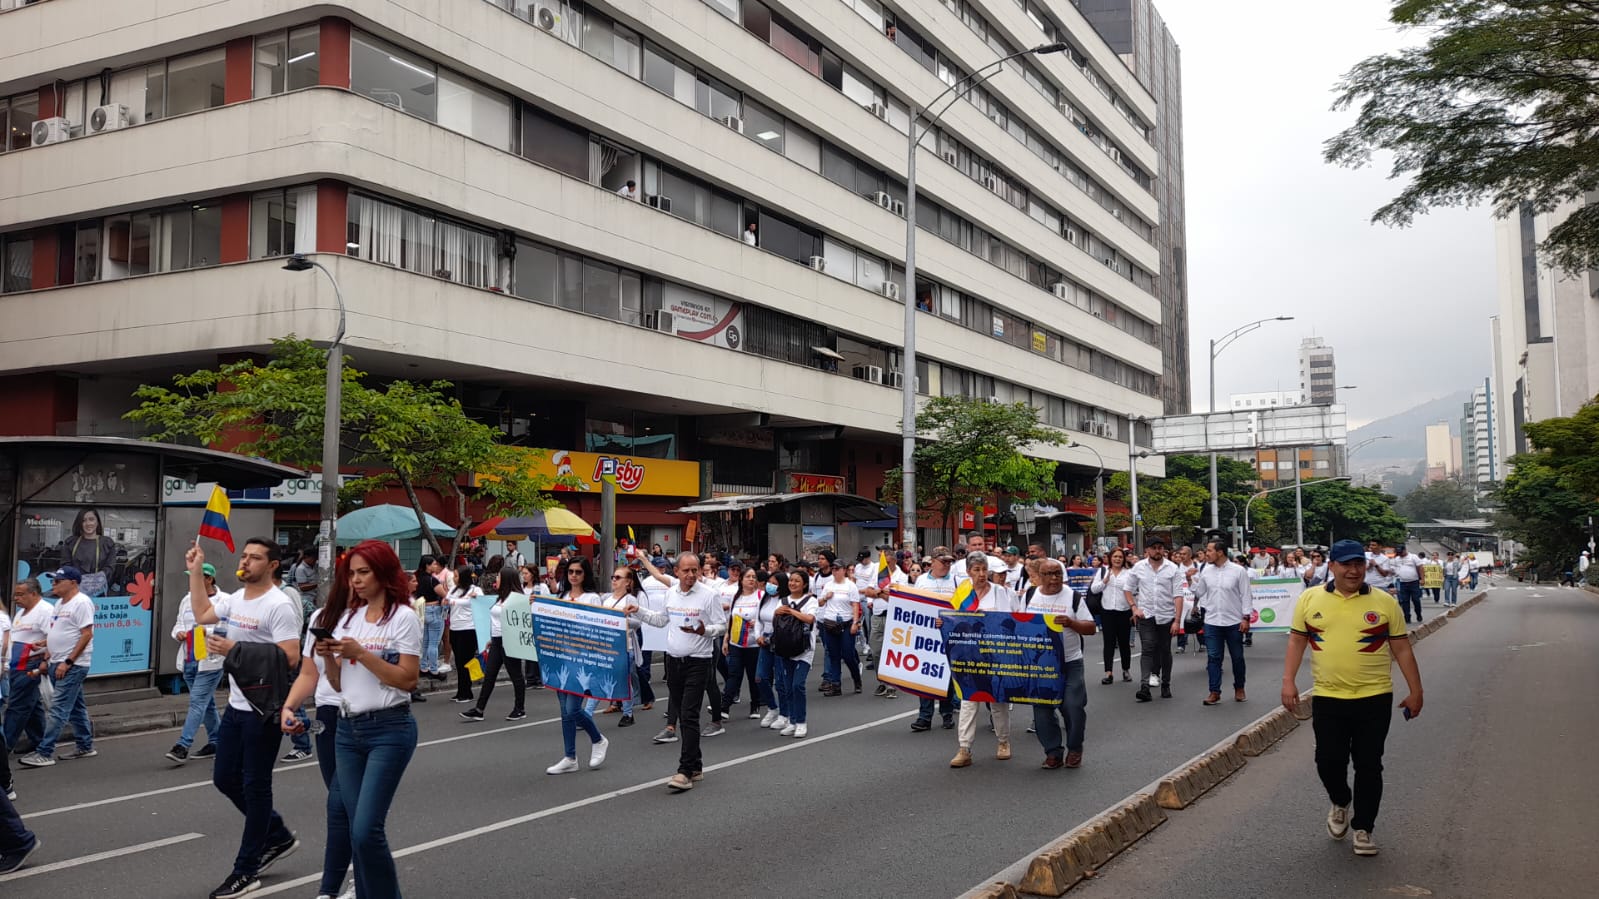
xmin=729 ymin=615 xmax=754 ymax=648
xmin=189 ymin=627 xmax=209 ymax=662
xmin=951 ymin=579 xmax=977 ymax=611
xmin=199 ymin=486 xmax=235 ymax=552
xmin=877 ymin=550 xmax=892 ymax=591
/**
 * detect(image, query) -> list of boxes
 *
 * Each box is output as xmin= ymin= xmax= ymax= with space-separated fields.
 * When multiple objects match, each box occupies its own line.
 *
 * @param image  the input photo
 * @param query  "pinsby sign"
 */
xmin=507 ymin=449 xmax=701 ymax=497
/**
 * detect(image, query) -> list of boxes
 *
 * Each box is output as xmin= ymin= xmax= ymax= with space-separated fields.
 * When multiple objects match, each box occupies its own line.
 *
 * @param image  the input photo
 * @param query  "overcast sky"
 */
xmin=1154 ymin=0 xmax=1497 ymax=428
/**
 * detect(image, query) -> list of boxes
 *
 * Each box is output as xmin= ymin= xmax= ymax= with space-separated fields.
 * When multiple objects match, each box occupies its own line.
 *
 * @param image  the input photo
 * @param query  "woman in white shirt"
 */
xmin=461 ymin=570 xmax=530 ymax=723
xmin=769 ymin=570 xmax=819 ymax=737
xmin=816 ymin=564 xmax=863 ymax=697
xmin=946 ymin=552 xmax=1023 ymax=768
xmin=591 ymin=567 xmax=668 ymax=729
xmin=753 ymin=572 xmax=786 ymax=728
xmin=1090 ymin=547 xmax=1134 ymax=685
xmin=166 ymin=565 xmax=224 ymax=763
xmin=720 ymin=568 xmax=771 ymax=721
xmin=445 ymin=566 xmax=482 ymax=702
xmin=281 ymin=539 xmax=420 ymax=899
xmin=547 ymin=558 xmax=611 ymax=775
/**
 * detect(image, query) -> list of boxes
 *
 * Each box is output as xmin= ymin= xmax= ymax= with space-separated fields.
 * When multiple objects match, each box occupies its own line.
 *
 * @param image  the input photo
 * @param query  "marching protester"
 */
xmin=1026 ymin=558 xmax=1097 ymax=769
xmin=166 ymin=562 xmax=223 ymax=763
xmin=548 ymin=558 xmax=610 ymax=775
xmin=1124 ymin=539 xmax=1184 ymax=703
xmin=461 ymin=569 xmax=529 ymax=722
xmin=4 ymin=579 xmax=51 ymax=757
xmin=910 ymin=548 xmax=961 ymax=732
xmin=639 ymin=554 xmax=727 ymax=742
xmin=816 ymin=560 xmax=864 ymax=696
xmin=769 ymin=569 xmax=819 ymax=738
xmin=183 ymin=539 xmax=302 ymax=899
xmin=1443 ymin=551 xmax=1461 ymax=607
xmin=1303 ymin=549 xmax=1329 ymax=588
xmin=1423 ymin=552 xmax=1444 ymax=604
xmin=0 ymin=784 xmax=39 ymax=874
xmin=1091 ymin=547 xmax=1135 ymax=685
xmin=413 ymin=557 xmax=447 ymax=681
xmin=445 ymin=566 xmax=483 ymax=703
xmin=949 ymin=532 xmax=988 ymax=581
xmin=1390 ymin=545 xmax=1425 ymax=625
xmin=947 ymin=551 xmax=1023 ymax=768
xmin=598 ymin=567 xmax=668 ymax=728
xmin=283 ymin=571 xmax=352 ymax=899
xmin=1172 ymin=544 xmax=1197 ymax=654
xmin=1192 ymin=539 xmax=1254 ymax=706
xmin=1282 ymin=540 xmax=1424 ymax=858
xmin=720 ymin=567 xmax=770 ymax=721
xmin=658 ymin=552 xmax=727 ymax=791
xmin=19 ymin=566 xmax=96 ymax=768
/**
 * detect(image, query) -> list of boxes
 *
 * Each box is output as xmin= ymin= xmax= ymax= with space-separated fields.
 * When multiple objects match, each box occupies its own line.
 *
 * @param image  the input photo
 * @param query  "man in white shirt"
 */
xmin=1363 ymin=541 xmax=1393 ymax=590
xmin=1390 ymin=544 xmax=1425 ymax=625
xmin=19 ymin=567 xmax=96 ymax=767
xmin=616 ymin=179 xmax=638 ymax=200
xmin=165 ymin=564 xmax=225 ymax=764
xmin=185 ymin=538 xmax=303 ymax=898
xmin=1124 ymin=539 xmax=1185 ymax=702
xmin=999 ymin=545 xmax=1027 ymax=593
xmin=910 ymin=548 xmax=961 ymax=731
xmin=3 ymin=579 xmax=51 ymax=756
xmin=1192 ymin=539 xmax=1255 ymax=706
xmin=503 ymin=540 xmax=527 ymax=572
xmin=948 ymin=533 xmax=987 ymax=582
xmin=659 ymin=553 xmax=727 ymax=793
xmin=1027 ymin=559 xmax=1097 ymax=769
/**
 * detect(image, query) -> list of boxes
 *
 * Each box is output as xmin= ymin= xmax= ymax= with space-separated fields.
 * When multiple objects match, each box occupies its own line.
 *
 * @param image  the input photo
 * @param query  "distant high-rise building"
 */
xmin=1298 ymin=337 xmax=1337 ymax=405
xmin=1079 ymin=0 xmax=1189 ymax=415
xmin=1460 ymin=380 xmax=1500 ymax=488
xmin=1424 ymin=422 xmax=1454 ymax=482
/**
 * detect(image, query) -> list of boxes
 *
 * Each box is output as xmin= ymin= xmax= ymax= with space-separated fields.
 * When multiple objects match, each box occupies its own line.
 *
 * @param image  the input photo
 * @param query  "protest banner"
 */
xmin=500 ymin=593 xmax=537 ymax=662
xmin=876 ymin=593 xmax=952 ymax=699
xmin=1066 ymin=568 xmax=1097 ymax=599
xmin=638 ymin=589 xmax=670 ymax=653
xmin=1246 ymin=577 xmax=1301 ymax=632
xmin=1421 ymin=565 xmax=1444 ymax=590
xmin=940 ymin=611 xmax=1065 ymax=705
xmin=471 ymin=592 xmax=497 ymax=656
xmin=531 ymin=596 xmax=632 ymax=701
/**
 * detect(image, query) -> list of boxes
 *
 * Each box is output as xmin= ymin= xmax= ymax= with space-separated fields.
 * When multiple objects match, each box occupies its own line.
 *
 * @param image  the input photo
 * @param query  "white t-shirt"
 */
xmin=972 ymin=584 xmax=1023 ymax=612
xmin=173 ymin=591 xmax=225 ymax=672
xmin=914 ymin=571 xmax=958 ymax=596
xmin=774 ymin=594 xmax=820 ymax=658
xmin=302 ymin=608 xmax=344 ymax=709
xmin=1364 ymin=552 xmax=1392 ymax=586
xmin=853 ymin=561 xmax=878 ymax=590
xmin=329 ymin=604 xmax=424 ymax=714
xmin=447 ymin=585 xmax=483 ymax=630
xmin=1026 ymin=586 xmax=1089 ymax=664
xmin=46 ymin=593 xmax=96 ymax=667
xmin=9 ymin=601 xmax=51 ymax=649
xmin=818 ymin=578 xmax=861 ymax=622
xmin=729 ymin=592 xmax=762 ymax=646
xmin=1003 ymin=562 xmax=1026 ymax=592
xmin=213 ymin=586 xmax=302 ymax=711
xmin=1392 ymin=553 xmax=1423 ymax=583
xmin=663 ymin=581 xmax=728 ymax=659
xmin=488 ymin=601 xmax=504 ymax=639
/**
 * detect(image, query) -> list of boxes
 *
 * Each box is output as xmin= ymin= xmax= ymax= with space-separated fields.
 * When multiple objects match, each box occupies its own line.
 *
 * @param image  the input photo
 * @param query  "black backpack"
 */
xmin=223 ymin=641 xmax=296 ymax=719
xmin=769 ymin=596 xmax=813 ymax=658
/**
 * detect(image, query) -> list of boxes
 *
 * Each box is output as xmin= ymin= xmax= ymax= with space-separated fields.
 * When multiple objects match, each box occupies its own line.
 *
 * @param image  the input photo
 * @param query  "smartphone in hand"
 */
xmin=310 ymin=626 xmax=335 ymax=642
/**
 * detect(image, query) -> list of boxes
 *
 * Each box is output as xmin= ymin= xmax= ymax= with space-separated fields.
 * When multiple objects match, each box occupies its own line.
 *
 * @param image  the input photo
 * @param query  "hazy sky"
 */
xmin=1154 ymin=0 xmax=1498 ymax=428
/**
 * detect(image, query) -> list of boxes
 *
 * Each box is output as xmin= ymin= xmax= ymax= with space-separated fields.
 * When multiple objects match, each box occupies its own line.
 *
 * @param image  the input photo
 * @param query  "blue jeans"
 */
xmin=1443 ymin=577 xmax=1459 ymax=605
xmin=421 ymin=605 xmax=444 ymax=673
xmin=1033 ymin=658 xmax=1087 ymax=758
xmin=1397 ymin=580 xmax=1423 ymax=623
xmin=0 ymin=788 xmax=35 ymax=857
xmin=214 ymin=706 xmax=294 ymax=876
xmin=2 ymin=670 xmax=45 ymax=750
xmin=1205 ymin=624 xmax=1247 ymax=694
xmin=335 ymin=708 xmax=417 ymax=899
xmin=584 ymin=665 xmax=639 ymax=716
xmin=818 ymin=623 xmax=861 ymax=687
xmin=775 ymin=657 xmax=811 ymax=724
xmin=722 ymin=645 xmax=768 ymax=713
xmin=178 ymin=662 xmax=223 ymax=749
xmin=36 ymin=663 xmax=91 ymax=757
xmin=558 ymin=690 xmax=601 ymax=759
xmin=1468 ymin=570 xmax=1479 ymax=590
xmin=314 ymin=705 xmax=351 ymax=897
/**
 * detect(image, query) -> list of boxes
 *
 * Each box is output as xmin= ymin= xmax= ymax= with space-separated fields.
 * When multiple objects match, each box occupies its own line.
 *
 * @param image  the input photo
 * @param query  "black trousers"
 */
xmin=1136 ymin=617 xmax=1173 ymax=689
xmin=448 ymin=629 xmax=478 ymax=700
xmin=1312 ymin=693 xmax=1394 ymax=832
xmin=475 ymin=637 xmax=526 ymax=714
xmin=664 ymin=655 xmax=712 ymax=777
xmin=1100 ymin=609 xmax=1134 ymax=673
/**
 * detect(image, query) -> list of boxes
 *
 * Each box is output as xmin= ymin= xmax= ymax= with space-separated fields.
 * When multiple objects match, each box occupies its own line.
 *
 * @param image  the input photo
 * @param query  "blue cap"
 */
xmin=49 ymin=565 xmax=84 ymax=582
xmin=1328 ymin=540 xmax=1366 ymax=564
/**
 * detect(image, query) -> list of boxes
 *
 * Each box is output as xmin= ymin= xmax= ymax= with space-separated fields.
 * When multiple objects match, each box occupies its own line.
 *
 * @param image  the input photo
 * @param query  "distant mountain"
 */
xmin=1347 ymin=390 xmax=1473 ymax=469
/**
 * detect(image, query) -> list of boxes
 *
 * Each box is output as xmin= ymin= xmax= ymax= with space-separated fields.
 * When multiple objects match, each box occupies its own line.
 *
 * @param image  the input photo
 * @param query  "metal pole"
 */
xmin=1129 ymin=426 xmax=1142 ymax=552
xmin=1209 ymin=338 xmax=1218 ymax=532
xmin=311 ymin=261 xmax=346 ymax=601
xmin=1294 ymin=446 xmax=1304 ymax=547
xmin=599 ymin=477 xmax=616 ymax=584
xmin=1094 ymin=471 xmax=1105 ymax=551
xmin=900 ymin=109 xmax=919 ymax=555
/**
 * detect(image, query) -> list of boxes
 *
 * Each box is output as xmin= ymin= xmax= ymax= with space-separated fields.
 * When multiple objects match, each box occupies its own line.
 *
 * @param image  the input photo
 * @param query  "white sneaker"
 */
xmin=1327 ymin=804 xmax=1350 ymax=840
xmin=760 ymin=709 xmax=779 ymax=728
xmin=545 ymin=756 xmax=579 ymax=775
xmin=779 ymin=722 xmax=797 ymax=736
xmin=1352 ymin=830 xmax=1378 ymax=856
xmin=793 ymin=723 xmax=808 ymax=738
xmin=589 ymin=737 xmax=610 ymax=769
xmin=770 ymin=715 xmax=790 ymax=732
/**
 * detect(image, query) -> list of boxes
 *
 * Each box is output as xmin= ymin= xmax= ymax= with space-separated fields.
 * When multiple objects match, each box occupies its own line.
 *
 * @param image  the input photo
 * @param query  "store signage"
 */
xmin=504 ymin=449 xmax=700 ymax=497
xmin=786 ymin=472 xmax=844 ymax=494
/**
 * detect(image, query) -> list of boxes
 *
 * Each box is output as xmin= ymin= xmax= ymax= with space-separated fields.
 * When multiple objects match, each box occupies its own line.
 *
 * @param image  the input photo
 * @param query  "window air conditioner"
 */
xmin=873 ymin=191 xmax=892 ymax=209
xmin=853 ymin=364 xmax=884 ymax=383
xmin=648 ymin=195 xmax=673 ymax=213
xmin=1080 ymin=419 xmax=1098 ymax=432
xmin=887 ymin=371 xmax=906 ymax=389
xmin=982 ymin=177 xmax=997 ymax=192
xmin=1093 ymin=422 xmax=1112 ymax=437
xmin=1051 ymin=282 xmax=1069 ymax=300
xmin=643 ymin=310 xmax=675 ymax=333
xmin=870 ymin=102 xmax=888 ymax=120
xmin=532 ymin=3 xmax=561 ymax=32
xmin=890 ymin=199 xmax=905 ymax=217
xmin=88 ymin=104 xmax=129 ymax=134
xmin=878 ymin=282 xmax=900 ymax=300
xmin=1064 ymin=226 xmax=1079 ymax=243
xmin=720 ymin=115 xmax=744 ymax=134
xmin=941 ymin=151 xmax=957 ymax=165
xmin=807 ymin=255 xmax=827 ymax=272
xmin=31 ymin=116 xmax=70 ymax=147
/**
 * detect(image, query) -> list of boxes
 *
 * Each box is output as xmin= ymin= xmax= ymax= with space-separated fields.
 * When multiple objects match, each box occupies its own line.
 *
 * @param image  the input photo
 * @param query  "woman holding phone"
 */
xmin=282 ymin=539 xmax=420 ymax=899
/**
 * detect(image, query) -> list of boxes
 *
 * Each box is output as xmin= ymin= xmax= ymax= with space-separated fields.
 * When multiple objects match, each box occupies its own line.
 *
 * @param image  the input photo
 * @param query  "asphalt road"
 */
xmin=1066 ymin=584 xmax=1596 ymax=899
xmin=3 ymin=624 xmax=1304 ymax=898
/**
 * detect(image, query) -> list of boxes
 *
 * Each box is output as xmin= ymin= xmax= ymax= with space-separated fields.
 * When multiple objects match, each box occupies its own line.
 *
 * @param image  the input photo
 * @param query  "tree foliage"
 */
xmin=884 ymin=397 xmax=1062 ymax=539
xmin=1396 ymin=478 xmax=1480 ymax=521
xmin=127 ymin=337 xmax=565 ymax=556
xmin=1493 ymin=402 xmax=1599 ymax=568
xmin=1325 ymin=0 xmax=1599 ymax=273
xmin=1266 ymin=481 xmax=1407 ymax=547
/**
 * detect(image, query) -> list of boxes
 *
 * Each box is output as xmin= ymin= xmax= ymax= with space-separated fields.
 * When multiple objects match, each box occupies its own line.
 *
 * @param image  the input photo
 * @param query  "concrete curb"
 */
xmin=1014 ymin=793 xmax=1167 ymax=896
xmin=94 ymin=711 xmax=182 ymax=736
xmin=1232 ymin=706 xmax=1299 ymax=757
xmin=1153 ymin=741 xmax=1246 ymax=809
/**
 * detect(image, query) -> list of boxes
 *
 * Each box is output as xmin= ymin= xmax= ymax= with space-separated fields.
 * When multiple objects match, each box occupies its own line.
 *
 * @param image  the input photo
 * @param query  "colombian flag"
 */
xmin=199 ymin=486 xmax=235 ymax=551
xmin=887 ymin=584 xmax=979 ymax=612
xmin=728 ymin=615 xmax=754 ymax=648
xmin=877 ymin=550 xmax=892 ymax=590
xmin=187 ymin=627 xmax=209 ymax=662
xmin=950 ymin=579 xmax=978 ymax=611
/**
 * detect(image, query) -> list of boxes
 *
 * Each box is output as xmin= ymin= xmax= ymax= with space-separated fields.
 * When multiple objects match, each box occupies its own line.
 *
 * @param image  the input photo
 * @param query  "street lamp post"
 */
xmin=283 ymin=253 xmax=346 ymax=600
xmin=900 ymin=42 xmax=1069 ymax=552
xmin=1207 ymin=316 xmax=1294 ymax=532
xmin=1245 ymin=477 xmax=1352 ymax=543
xmin=1128 ymin=420 xmax=1149 ymax=551
xmin=1346 ymin=434 xmax=1393 ymax=486
xmin=1069 ymin=440 xmax=1106 ymax=550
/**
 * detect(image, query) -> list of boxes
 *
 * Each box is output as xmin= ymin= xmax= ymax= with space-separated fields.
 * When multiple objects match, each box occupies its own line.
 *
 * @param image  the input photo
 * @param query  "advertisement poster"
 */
xmin=875 ymin=594 xmax=953 ymax=699
xmin=19 ymin=505 xmax=156 ymax=675
xmin=940 ymin=611 xmax=1065 ymax=705
xmin=1246 ymin=577 xmax=1302 ymax=632
xmin=530 ymin=596 xmax=632 ymax=701
xmin=499 ymin=593 xmax=538 ymax=662
xmin=801 ymin=525 xmax=836 ymax=557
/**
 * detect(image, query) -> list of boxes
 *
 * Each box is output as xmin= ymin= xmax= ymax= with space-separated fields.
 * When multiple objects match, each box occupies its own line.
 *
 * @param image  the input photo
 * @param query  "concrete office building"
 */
xmin=1424 ymin=420 xmax=1453 ymax=483
xmin=0 ymin=0 xmax=1173 ymax=548
xmin=1460 ymin=380 xmax=1499 ymax=489
xmin=1299 ymin=336 xmax=1337 ymax=405
xmin=1077 ymin=0 xmax=1188 ymax=415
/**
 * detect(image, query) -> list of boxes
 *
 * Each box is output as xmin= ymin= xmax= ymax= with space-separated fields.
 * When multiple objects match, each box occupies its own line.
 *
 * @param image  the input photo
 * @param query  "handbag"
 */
xmin=1183 ymin=602 xmax=1205 ymax=635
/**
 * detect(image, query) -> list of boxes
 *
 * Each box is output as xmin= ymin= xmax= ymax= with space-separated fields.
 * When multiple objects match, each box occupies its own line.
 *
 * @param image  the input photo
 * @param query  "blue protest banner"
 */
xmin=530 ymin=596 xmax=632 ymax=701
xmin=940 ymin=611 xmax=1065 ymax=705
xmin=1066 ymin=568 xmax=1097 ymax=599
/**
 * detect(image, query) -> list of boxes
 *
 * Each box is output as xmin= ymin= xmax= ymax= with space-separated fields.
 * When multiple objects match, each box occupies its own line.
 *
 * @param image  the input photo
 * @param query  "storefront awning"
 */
xmin=672 ymin=492 xmax=890 ymax=522
xmin=0 ymin=436 xmax=303 ymax=488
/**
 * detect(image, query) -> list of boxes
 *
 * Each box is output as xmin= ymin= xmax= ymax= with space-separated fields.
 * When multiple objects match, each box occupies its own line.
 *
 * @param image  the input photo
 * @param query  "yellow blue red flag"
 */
xmin=199 ymin=486 xmax=235 ymax=551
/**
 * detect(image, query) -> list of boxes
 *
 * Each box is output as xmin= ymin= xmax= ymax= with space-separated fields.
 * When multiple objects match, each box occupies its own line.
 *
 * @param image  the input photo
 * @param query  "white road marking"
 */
xmin=0 ymin=832 xmax=206 ymax=882
xmin=25 ymin=715 xmax=561 ymax=819
xmin=252 ymin=709 xmax=921 ymax=896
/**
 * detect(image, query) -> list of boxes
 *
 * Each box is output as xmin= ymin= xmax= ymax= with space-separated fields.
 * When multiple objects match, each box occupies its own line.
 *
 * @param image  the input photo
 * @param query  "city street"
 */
xmin=5 ymin=631 xmax=1301 ymax=898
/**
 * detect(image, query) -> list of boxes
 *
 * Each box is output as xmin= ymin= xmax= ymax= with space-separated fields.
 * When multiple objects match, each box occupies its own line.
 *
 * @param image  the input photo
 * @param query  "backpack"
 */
xmin=770 ymin=596 xmax=813 ymax=658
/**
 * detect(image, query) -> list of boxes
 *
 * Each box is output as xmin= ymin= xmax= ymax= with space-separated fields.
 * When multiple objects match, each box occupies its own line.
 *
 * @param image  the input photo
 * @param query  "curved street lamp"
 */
xmin=283 ymin=253 xmax=346 ymax=599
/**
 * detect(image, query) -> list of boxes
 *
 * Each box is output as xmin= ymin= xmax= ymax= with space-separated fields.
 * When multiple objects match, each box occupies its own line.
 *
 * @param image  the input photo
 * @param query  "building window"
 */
xmin=642 ymin=44 xmax=695 ymax=107
xmin=73 ymin=221 xmax=101 ymax=285
xmin=249 ymin=188 xmax=300 ymax=259
xmin=254 ymin=26 xmax=321 ymax=98
xmin=520 ymin=105 xmax=589 ymax=179
xmin=511 ymin=239 xmax=559 ymax=305
xmin=160 ymin=204 xmax=222 ymax=270
xmin=103 ymin=213 xmax=155 ymax=278
xmin=1 ymin=235 xmax=32 ymax=292
xmin=438 ymin=70 xmax=514 ymax=151
xmin=743 ymin=98 xmax=784 ymax=153
xmin=346 ymin=193 xmax=435 ymax=276
xmin=350 ymin=33 xmax=438 ymax=120
xmin=148 ymin=48 xmax=227 ymax=121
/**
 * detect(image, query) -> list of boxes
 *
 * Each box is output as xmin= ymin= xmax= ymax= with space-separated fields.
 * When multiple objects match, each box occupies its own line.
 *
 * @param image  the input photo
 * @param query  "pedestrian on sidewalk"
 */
xmin=1282 ymin=539 xmax=1424 ymax=858
xmin=1192 ymin=539 xmax=1254 ymax=706
xmin=658 ymin=553 xmax=727 ymax=792
xmin=18 ymin=566 xmax=96 ymax=768
xmin=1125 ymin=540 xmax=1183 ymax=702
xmin=3 ymin=579 xmax=51 ymax=756
xmin=166 ymin=563 xmax=223 ymax=763
xmin=1027 ymin=559 xmax=1096 ymax=769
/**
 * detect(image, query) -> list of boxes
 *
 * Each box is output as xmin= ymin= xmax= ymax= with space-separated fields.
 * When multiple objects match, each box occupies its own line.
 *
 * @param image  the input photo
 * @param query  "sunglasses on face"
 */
xmin=610 ymin=574 xmax=628 ymax=580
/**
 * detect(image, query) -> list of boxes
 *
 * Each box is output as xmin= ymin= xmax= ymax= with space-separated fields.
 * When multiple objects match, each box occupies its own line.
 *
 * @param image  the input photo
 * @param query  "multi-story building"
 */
xmin=0 ymin=0 xmax=1171 ymax=555
xmin=1298 ymin=336 xmax=1336 ymax=405
xmin=1424 ymin=421 xmax=1453 ymax=483
xmin=1460 ymin=379 xmax=1499 ymax=489
xmin=1076 ymin=0 xmax=1188 ymax=415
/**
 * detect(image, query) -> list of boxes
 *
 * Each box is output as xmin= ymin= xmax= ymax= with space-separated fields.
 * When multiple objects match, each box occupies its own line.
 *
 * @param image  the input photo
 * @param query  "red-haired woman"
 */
xmin=282 ymin=539 xmax=420 ymax=899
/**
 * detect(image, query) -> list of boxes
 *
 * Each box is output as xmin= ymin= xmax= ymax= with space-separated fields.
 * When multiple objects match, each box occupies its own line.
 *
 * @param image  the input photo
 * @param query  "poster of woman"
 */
xmin=60 ymin=507 xmax=120 ymax=597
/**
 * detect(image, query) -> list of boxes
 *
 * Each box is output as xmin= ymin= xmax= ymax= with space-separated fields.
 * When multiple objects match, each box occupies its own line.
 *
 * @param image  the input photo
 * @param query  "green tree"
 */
xmin=1492 ymin=403 xmax=1599 ymax=569
xmin=127 ymin=337 xmax=565 ymax=556
xmin=1266 ymin=481 xmax=1407 ymax=547
xmin=884 ymin=397 xmax=1062 ymax=539
xmin=1163 ymin=452 xmax=1261 ymax=537
xmin=1105 ymin=471 xmax=1209 ymax=536
xmin=1325 ymin=0 xmax=1599 ymax=273
xmin=1396 ymin=479 xmax=1479 ymax=521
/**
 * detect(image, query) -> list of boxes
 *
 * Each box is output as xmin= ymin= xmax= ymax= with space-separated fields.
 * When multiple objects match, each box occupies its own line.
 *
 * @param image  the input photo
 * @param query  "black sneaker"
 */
xmin=280 ymin=749 xmax=312 ymax=762
xmin=193 ymin=742 xmax=217 ymax=759
xmin=941 ymin=716 xmax=955 ymax=730
xmin=0 ymin=838 xmax=38 ymax=876
xmin=208 ymin=870 xmax=260 ymax=899
xmin=910 ymin=718 xmax=932 ymax=732
xmin=1136 ymin=689 xmax=1153 ymax=703
xmin=165 ymin=744 xmax=189 ymax=763
xmin=254 ymin=833 xmax=299 ymax=874
xmin=505 ymin=709 xmax=527 ymax=721
xmin=459 ymin=708 xmax=485 ymax=722
xmin=618 ymin=714 xmax=635 ymax=727
xmin=452 ymin=695 xmax=474 ymax=703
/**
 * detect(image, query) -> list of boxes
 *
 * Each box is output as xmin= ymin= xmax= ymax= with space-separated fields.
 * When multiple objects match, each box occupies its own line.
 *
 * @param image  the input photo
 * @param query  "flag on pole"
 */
xmin=877 ymin=550 xmax=892 ymax=590
xmin=199 ymin=486 xmax=235 ymax=551
xmin=627 ymin=525 xmax=636 ymax=543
